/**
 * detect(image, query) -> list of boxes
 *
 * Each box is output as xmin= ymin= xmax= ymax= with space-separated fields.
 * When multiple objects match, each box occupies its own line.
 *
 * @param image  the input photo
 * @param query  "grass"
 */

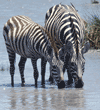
xmin=91 ymin=0 xmax=99 ymax=4
xmin=0 ymin=65 xmax=9 ymax=71
xmin=84 ymin=14 xmax=100 ymax=49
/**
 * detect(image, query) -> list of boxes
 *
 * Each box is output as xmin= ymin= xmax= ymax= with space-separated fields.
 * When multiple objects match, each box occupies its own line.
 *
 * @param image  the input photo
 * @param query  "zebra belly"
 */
xmin=13 ymin=45 xmax=42 ymax=59
xmin=5 ymin=39 xmax=41 ymax=59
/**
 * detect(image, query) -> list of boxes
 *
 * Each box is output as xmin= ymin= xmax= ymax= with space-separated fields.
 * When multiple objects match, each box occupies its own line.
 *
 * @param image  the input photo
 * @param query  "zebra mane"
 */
xmin=70 ymin=3 xmax=78 ymax=12
xmin=70 ymin=15 xmax=79 ymax=58
xmin=64 ymin=4 xmax=81 ymax=58
xmin=69 ymin=4 xmax=85 ymax=47
xmin=41 ymin=27 xmax=59 ymax=55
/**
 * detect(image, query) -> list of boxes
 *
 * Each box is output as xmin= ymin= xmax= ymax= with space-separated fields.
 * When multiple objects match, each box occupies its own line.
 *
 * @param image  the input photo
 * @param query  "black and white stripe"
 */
xmin=45 ymin=4 xmax=89 ymax=88
xmin=3 ymin=15 xmax=65 ymax=88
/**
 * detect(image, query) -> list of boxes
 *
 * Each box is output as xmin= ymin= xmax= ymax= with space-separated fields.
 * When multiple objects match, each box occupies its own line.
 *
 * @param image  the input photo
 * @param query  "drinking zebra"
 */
xmin=3 ymin=15 xmax=65 ymax=88
xmin=45 ymin=4 xmax=90 ymax=88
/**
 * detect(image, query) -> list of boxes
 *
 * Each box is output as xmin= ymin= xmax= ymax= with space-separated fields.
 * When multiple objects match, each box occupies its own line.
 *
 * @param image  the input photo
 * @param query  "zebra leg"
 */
xmin=48 ymin=68 xmax=55 ymax=84
xmin=49 ymin=74 xmax=54 ymax=84
xmin=64 ymin=55 xmax=73 ymax=85
xmin=31 ymin=57 xmax=39 ymax=87
xmin=49 ymin=59 xmax=56 ymax=84
xmin=67 ymin=69 xmax=73 ymax=85
xmin=41 ymin=57 xmax=47 ymax=87
xmin=8 ymin=52 xmax=16 ymax=87
xmin=18 ymin=56 xmax=27 ymax=86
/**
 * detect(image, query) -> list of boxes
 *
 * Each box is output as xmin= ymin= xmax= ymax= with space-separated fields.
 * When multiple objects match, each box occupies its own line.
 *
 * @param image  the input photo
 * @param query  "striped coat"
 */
xmin=45 ymin=4 xmax=90 ymax=88
xmin=3 ymin=15 xmax=65 ymax=88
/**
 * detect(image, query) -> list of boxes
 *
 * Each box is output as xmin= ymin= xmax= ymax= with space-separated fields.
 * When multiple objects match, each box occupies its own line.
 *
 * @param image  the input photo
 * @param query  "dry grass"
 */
xmin=0 ymin=65 xmax=9 ymax=71
xmin=84 ymin=15 xmax=100 ymax=49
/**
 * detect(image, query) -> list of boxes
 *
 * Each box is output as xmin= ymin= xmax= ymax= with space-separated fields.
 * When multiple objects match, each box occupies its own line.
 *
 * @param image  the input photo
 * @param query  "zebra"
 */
xmin=45 ymin=4 xmax=90 ymax=88
xmin=3 ymin=15 xmax=65 ymax=88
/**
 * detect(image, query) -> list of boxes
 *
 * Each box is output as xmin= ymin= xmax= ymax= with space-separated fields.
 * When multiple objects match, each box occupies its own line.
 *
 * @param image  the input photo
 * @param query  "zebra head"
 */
xmin=46 ymin=44 xmax=65 ymax=88
xmin=59 ymin=41 xmax=90 ymax=88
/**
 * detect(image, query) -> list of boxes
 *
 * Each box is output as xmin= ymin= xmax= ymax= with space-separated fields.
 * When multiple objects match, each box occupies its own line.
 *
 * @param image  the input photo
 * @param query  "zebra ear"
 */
xmin=47 ymin=46 xmax=52 ymax=56
xmin=82 ymin=41 xmax=90 ymax=54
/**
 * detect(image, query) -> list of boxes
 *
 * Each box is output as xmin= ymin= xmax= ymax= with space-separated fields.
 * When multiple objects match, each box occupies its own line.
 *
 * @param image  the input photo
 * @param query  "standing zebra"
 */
xmin=45 ymin=4 xmax=90 ymax=88
xmin=3 ymin=15 xmax=65 ymax=88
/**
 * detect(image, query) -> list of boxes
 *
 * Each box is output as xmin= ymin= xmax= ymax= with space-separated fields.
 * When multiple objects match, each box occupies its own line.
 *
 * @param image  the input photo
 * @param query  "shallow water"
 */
xmin=0 ymin=50 xmax=100 ymax=110
xmin=0 ymin=0 xmax=100 ymax=110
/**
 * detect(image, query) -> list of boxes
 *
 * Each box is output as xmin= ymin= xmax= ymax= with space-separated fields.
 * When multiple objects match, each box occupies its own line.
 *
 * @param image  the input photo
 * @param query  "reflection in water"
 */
xmin=4 ymin=50 xmax=100 ymax=110
xmin=8 ymin=88 xmax=85 ymax=110
xmin=9 ymin=88 xmax=28 ymax=109
xmin=41 ymin=89 xmax=48 ymax=109
xmin=33 ymin=89 xmax=40 ymax=109
xmin=9 ymin=88 xmax=17 ymax=109
xmin=20 ymin=88 xmax=27 ymax=106
xmin=49 ymin=89 xmax=85 ymax=109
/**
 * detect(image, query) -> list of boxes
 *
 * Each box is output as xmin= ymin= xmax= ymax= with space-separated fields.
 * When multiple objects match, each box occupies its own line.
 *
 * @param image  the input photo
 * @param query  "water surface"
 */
xmin=0 ymin=0 xmax=100 ymax=110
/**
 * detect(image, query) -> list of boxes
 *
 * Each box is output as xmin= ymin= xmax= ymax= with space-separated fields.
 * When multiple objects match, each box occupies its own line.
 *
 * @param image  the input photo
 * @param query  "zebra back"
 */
xmin=3 ymin=15 xmax=57 ymax=59
xmin=45 ymin=4 xmax=85 ymax=53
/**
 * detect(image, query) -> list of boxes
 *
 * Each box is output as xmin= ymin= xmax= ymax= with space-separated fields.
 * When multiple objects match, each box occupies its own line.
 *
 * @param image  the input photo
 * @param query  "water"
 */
xmin=0 ymin=0 xmax=100 ymax=109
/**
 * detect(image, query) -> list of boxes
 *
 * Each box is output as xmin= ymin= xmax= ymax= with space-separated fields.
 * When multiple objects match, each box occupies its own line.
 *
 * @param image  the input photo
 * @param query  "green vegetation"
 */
xmin=84 ymin=15 xmax=100 ymax=49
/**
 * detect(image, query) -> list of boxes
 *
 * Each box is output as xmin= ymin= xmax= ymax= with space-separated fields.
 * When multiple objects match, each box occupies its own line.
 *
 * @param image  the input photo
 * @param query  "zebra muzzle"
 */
xmin=72 ymin=73 xmax=84 ymax=88
xmin=75 ymin=78 xmax=84 ymax=88
xmin=58 ymin=80 xmax=65 ymax=89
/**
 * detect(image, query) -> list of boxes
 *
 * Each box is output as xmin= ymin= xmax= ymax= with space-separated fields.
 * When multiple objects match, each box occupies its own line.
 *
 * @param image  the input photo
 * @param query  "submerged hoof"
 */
xmin=21 ymin=78 xmax=25 ymax=87
xmin=21 ymin=82 xmax=25 ymax=87
xmin=41 ymin=84 xmax=45 ymax=88
xmin=58 ymin=81 xmax=65 ymax=89
xmin=49 ymin=76 xmax=54 ymax=84
xmin=11 ymin=83 xmax=14 ymax=87
xmin=75 ymin=79 xmax=84 ymax=88
xmin=67 ymin=79 xmax=73 ymax=85
xmin=41 ymin=82 xmax=45 ymax=88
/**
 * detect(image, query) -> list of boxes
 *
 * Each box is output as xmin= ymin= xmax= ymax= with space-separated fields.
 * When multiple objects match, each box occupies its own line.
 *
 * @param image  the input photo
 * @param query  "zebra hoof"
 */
xmin=11 ymin=83 xmax=14 ymax=87
xmin=67 ymin=79 xmax=73 ymax=85
xmin=49 ymin=76 xmax=54 ymax=84
xmin=21 ymin=83 xmax=25 ymax=87
xmin=21 ymin=80 xmax=25 ymax=87
xmin=58 ymin=81 xmax=65 ymax=89
xmin=11 ymin=75 xmax=14 ymax=87
xmin=41 ymin=84 xmax=45 ymax=88
xmin=75 ymin=79 xmax=84 ymax=88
